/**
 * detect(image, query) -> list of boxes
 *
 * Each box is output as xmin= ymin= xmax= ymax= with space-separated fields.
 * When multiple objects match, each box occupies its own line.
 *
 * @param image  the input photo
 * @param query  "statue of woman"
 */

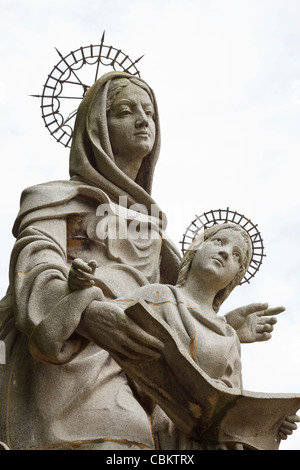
xmin=0 ymin=71 xmax=181 ymax=450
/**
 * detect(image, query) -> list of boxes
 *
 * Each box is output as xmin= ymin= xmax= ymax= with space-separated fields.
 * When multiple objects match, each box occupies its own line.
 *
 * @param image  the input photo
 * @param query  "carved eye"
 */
xmin=145 ymin=109 xmax=154 ymax=118
xmin=120 ymin=108 xmax=132 ymax=116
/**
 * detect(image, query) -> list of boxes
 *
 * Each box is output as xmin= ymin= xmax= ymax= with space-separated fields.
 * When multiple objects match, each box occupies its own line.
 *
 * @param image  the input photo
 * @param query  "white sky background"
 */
xmin=1 ymin=0 xmax=300 ymax=450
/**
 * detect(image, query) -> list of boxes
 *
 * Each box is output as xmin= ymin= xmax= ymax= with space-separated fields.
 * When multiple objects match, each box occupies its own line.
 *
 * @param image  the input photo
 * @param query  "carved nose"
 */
xmin=135 ymin=107 xmax=149 ymax=128
xmin=136 ymin=116 xmax=148 ymax=128
xmin=219 ymin=248 xmax=229 ymax=260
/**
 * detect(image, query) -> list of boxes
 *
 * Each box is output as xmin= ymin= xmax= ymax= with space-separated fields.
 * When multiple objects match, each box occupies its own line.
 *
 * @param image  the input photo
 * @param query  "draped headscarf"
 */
xmin=70 ymin=70 xmax=162 ymax=211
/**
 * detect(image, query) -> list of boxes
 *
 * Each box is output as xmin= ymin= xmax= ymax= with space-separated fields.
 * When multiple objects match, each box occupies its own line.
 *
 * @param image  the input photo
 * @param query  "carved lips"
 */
xmin=134 ymin=131 xmax=150 ymax=138
xmin=211 ymin=256 xmax=224 ymax=267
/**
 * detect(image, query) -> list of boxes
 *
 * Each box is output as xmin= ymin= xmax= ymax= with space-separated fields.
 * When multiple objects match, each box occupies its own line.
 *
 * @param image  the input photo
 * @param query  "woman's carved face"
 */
xmin=107 ymin=82 xmax=156 ymax=164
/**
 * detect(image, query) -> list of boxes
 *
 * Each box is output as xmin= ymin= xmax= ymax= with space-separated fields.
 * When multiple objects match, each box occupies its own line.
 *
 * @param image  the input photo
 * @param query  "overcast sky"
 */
xmin=1 ymin=0 xmax=300 ymax=449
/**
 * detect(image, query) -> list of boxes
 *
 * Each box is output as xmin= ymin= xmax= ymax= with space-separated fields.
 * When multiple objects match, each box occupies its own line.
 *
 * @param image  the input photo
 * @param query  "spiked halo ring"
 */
xmin=180 ymin=208 xmax=266 ymax=285
xmin=31 ymin=32 xmax=144 ymax=148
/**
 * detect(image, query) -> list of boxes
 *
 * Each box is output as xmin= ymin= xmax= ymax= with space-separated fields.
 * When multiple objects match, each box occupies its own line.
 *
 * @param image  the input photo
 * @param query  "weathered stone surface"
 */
xmin=0 ymin=71 xmax=298 ymax=450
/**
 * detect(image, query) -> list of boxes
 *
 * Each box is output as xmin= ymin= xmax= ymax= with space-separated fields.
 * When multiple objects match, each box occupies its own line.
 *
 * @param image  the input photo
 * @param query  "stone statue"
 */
xmin=0 ymin=71 xmax=298 ymax=450
xmin=68 ymin=223 xmax=300 ymax=450
xmin=0 ymin=71 xmax=180 ymax=450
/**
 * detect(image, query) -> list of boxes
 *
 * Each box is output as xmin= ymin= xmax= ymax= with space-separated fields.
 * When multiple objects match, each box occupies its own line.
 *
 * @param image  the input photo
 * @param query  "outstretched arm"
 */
xmin=225 ymin=303 xmax=285 ymax=343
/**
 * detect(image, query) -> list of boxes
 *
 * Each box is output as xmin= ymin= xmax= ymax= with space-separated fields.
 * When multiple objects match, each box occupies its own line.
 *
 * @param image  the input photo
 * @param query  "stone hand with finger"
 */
xmin=68 ymin=258 xmax=98 ymax=291
xmin=225 ymin=303 xmax=285 ymax=343
xmin=79 ymin=301 xmax=165 ymax=362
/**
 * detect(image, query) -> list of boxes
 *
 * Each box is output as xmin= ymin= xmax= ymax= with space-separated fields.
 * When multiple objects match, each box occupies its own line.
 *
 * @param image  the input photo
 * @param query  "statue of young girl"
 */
xmin=71 ymin=223 xmax=299 ymax=450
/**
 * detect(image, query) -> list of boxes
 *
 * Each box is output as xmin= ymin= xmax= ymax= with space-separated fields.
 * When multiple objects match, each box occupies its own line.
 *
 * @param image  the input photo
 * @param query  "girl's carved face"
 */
xmin=191 ymin=229 xmax=248 ymax=291
xmin=107 ymin=82 xmax=156 ymax=163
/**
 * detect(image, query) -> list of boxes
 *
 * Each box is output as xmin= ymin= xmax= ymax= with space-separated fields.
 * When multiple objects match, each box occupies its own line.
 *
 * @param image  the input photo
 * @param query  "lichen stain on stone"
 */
xmin=207 ymin=393 xmax=219 ymax=408
xmin=188 ymin=402 xmax=202 ymax=419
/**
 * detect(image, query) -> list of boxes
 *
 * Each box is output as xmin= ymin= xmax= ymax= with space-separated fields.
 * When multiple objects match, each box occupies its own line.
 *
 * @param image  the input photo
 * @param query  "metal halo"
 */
xmin=31 ymin=32 xmax=144 ymax=148
xmin=180 ymin=208 xmax=266 ymax=285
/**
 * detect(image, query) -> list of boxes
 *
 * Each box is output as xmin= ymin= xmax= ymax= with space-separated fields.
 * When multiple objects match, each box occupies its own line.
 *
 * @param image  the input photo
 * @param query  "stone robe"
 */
xmin=0 ymin=71 xmax=180 ymax=450
xmin=111 ymin=283 xmax=243 ymax=449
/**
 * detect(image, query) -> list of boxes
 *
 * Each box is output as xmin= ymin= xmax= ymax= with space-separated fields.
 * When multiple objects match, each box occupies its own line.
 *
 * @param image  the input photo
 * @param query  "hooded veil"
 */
xmin=70 ymin=71 xmax=161 ymax=208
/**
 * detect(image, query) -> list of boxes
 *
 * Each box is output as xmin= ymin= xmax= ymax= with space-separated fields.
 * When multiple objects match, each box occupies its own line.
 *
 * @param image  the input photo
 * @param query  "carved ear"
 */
xmin=237 ymin=265 xmax=246 ymax=284
xmin=237 ymin=266 xmax=247 ymax=284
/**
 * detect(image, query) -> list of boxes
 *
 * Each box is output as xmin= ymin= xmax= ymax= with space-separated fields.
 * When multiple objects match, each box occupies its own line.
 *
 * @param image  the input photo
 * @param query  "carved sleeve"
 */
xmin=10 ymin=218 xmax=103 ymax=364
